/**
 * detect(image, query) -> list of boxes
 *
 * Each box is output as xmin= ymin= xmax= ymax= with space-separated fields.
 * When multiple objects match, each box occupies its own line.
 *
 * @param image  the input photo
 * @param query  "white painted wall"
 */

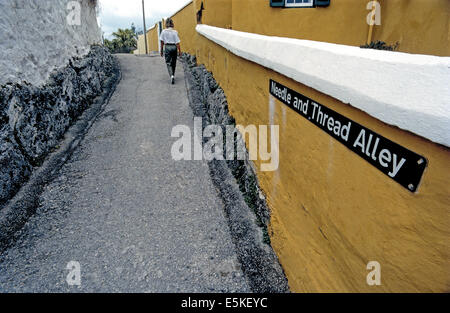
xmin=197 ymin=25 xmax=450 ymax=148
xmin=0 ymin=0 xmax=101 ymax=86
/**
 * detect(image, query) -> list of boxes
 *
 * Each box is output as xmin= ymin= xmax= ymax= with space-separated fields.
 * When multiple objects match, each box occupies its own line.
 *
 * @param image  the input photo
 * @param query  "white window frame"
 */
xmin=285 ymin=0 xmax=314 ymax=8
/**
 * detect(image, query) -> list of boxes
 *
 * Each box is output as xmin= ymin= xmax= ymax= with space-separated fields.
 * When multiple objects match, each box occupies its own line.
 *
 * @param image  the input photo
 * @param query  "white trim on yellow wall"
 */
xmin=196 ymin=24 xmax=450 ymax=147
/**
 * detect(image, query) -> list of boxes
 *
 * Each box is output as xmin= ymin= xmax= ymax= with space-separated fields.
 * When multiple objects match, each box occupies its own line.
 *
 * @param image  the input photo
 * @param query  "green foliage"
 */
xmin=104 ymin=27 xmax=137 ymax=54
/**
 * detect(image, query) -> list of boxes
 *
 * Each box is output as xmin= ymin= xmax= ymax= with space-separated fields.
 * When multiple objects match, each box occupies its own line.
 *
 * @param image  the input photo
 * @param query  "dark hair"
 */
xmin=166 ymin=18 xmax=174 ymax=28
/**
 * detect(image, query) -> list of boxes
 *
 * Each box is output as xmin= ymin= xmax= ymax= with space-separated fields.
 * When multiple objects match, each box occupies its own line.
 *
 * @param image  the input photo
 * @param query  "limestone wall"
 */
xmin=0 ymin=0 xmax=102 ymax=86
xmin=0 ymin=1 xmax=118 ymax=208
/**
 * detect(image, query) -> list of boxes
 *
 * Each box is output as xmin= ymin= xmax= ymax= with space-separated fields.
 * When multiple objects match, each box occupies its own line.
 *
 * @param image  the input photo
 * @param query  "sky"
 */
xmin=98 ymin=0 xmax=191 ymax=39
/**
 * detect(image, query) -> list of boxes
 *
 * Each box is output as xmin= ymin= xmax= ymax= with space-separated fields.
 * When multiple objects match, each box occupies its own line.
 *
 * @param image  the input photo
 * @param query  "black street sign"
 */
xmin=269 ymin=79 xmax=428 ymax=193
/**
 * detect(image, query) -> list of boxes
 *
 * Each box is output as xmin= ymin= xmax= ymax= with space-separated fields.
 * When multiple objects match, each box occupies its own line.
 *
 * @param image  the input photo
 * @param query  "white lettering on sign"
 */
xmin=269 ymin=79 xmax=427 ymax=192
xmin=353 ymin=129 xmax=407 ymax=178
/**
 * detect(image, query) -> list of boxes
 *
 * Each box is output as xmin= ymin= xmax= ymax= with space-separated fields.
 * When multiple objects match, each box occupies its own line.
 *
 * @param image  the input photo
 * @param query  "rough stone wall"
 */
xmin=0 ymin=46 xmax=118 ymax=206
xmin=184 ymin=54 xmax=271 ymax=231
xmin=0 ymin=0 xmax=115 ymax=207
xmin=0 ymin=0 xmax=102 ymax=86
xmin=182 ymin=54 xmax=289 ymax=292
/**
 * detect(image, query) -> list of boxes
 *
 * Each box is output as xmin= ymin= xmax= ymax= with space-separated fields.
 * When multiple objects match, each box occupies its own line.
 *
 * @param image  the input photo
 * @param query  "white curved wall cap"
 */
xmin=196 ymin=24 xmax=450 ymax=147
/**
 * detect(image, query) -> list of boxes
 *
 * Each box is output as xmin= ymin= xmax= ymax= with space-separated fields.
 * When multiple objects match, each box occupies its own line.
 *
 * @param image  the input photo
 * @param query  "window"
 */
xmin=270 ymin=0 xmax=330 ymax=8
xmin=285 ymin=0 xmax=314 ymax=7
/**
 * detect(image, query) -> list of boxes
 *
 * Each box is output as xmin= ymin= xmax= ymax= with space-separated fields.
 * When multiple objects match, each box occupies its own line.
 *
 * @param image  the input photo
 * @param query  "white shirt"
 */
xmin=160 ymin=28 xmax=180 ymax=44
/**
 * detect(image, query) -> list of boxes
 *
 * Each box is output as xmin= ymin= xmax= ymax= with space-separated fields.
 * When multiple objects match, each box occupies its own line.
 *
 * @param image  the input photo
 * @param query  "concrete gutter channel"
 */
xmin=0 ymin=49 xmax=122 ymax=251
xmin=182 ymin=54 xmax=290 ymax=293
xmin=0 ymin=49 xmax=289 ymax=293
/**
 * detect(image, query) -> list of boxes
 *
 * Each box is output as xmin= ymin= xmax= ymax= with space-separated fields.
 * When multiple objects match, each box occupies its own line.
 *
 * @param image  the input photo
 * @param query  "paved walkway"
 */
xmin=0 ymin=55 xmax=250 ymax=292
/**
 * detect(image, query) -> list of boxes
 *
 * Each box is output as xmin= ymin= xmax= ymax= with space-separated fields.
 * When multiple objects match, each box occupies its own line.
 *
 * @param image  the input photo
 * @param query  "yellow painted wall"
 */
xmin=136 ymin=34 xmax=146 ymax=54
xmin=373 ymin=0 xmax=450 ymax=56
xmin=153 ymin=0 xmax=450 ymax=292
xmin=197 ymin=0 xmax=232 ymax=29
xmin=170 ymin=2 xmax=197 ymax=55
xmin=135 ymin=24 xmax=162 ymax=54
xmin=231 ymin=0 xmax=368 ymax=47
xmin=150 ymin=0 xmax=450 ymax=56
xmin=231 ymin=0 xmax=449 ymax=56
xmin=195 ymin=34 xmax=450 ymax=293
xmin=147 ymin=26 xmax=160 ymax=52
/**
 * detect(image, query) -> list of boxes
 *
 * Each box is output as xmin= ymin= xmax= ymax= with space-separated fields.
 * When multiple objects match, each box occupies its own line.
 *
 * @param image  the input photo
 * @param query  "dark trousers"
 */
xmin=164 ymin=44 xmax=178 ymax=76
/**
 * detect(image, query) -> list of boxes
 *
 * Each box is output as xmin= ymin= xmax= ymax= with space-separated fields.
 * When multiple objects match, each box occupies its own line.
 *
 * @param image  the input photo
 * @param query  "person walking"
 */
xmin=160 ymin=18 xmax=181 ymax=84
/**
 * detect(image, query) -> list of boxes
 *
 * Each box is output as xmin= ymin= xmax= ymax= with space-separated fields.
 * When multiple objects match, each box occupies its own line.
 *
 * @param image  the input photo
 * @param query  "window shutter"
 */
xmin=270 ymin=0 xmax=285 ymax=7
xmin=315 ymin=0 xmax=331 ymax=7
